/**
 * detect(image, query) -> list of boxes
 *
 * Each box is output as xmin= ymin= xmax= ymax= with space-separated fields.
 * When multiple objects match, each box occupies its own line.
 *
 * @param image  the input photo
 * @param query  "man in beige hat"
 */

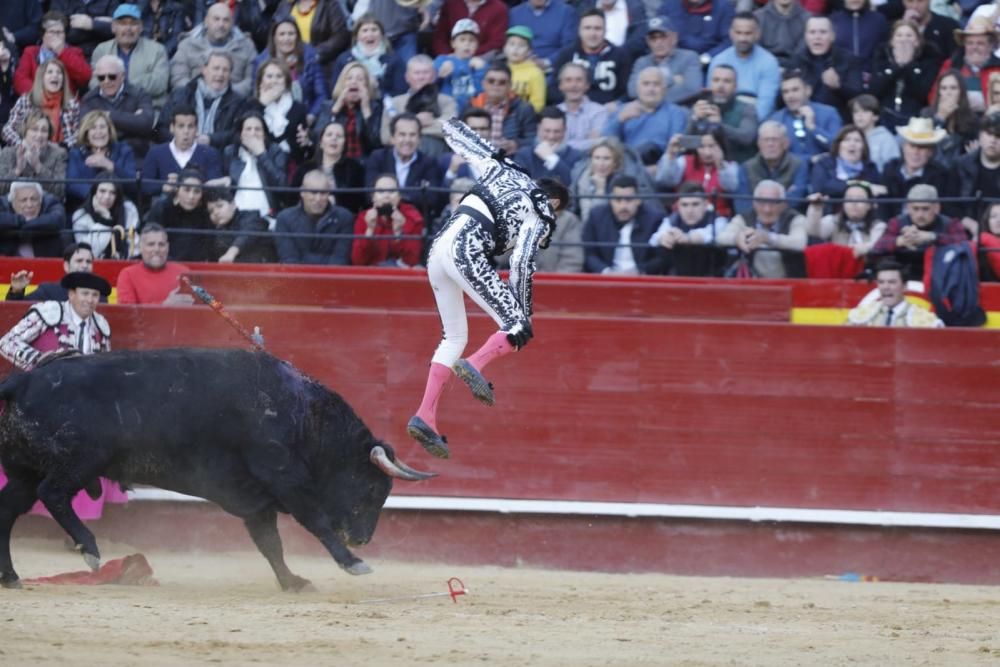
xmin=934 ymin=16 xmax=1000 ymax=112
xmin=881 ymin=116 xmax=948 ymax=218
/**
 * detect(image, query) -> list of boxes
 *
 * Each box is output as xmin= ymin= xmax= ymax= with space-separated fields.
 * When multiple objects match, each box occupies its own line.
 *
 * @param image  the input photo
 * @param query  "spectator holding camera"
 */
xmin=687 ymin=64 xmax=757 ymax=162
xmin=657 ymin=127 xmax=743 ymax=218
xmin=352 ymin=173 xmax=424 ymax=268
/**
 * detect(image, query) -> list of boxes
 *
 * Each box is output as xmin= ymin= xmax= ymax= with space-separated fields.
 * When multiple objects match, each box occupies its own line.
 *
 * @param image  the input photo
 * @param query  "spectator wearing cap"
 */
xmin=627 ymin=16 xmax=702 ymax=105
xmin=549 ymin=9 xmax=632 ymax=105
xmin=787 ymin=16 xmax=864 ymax=114
xmin=755 ymin=0 xmax=810 ymax=68
xmin=434 ymin=18 xmax=487 ymax=114
xmin=881 ymin=117 xmax=948 ymax=220
xmin=768 ymin=69 xmax=842 ymax=160
xmin=930 ymin=17 xmax=1000 ymax=114
xmin=80 ymin=54 xmax=155 ymax=159
xmin=508 ymin=0 xmax=579 ymax=70
xmin=872 ymin=183 xmax=967 ymax=279
xmin=708 ymin=12 xmax=781 ymax=121
xmin=0 ymin=270 xmax=112 ymax=373
xmin=14 ymin=11 xmax=92 ymax=96
xmin=604 ymin=66 xmax=687 ymax=156
xmin=504 ymin=26 xmax=546 ymax=113
xmin=948 ymin=111 xmax=1000 ymax=228
xmin=660 ymin=0 xmax=734 ymax=65
xmin=577 ymin=0 xmax=650 ymax=59
xmin=90 ymin=3 xmax=170 ymax=111
xmin=432 ymin=0 xmax=509 ymax=58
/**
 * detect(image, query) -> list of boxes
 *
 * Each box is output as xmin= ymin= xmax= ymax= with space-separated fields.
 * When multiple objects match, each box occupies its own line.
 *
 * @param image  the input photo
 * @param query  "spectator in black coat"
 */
xmin=145 ymin=168 xmax=216 ymax=262
xmin=80 ymin=54 xmax=156 ymax=158
xmin=0 ymin=181 xmax=68 ymax=258
xmin=156 ymin=52 xmax=246 ymax=150
xmin=880 ymin=117 xmax=949 ymax=220
xmin=787 ymin=16 xmax=863 ymax=116
xmin=513 ymin=106 xmax=582 ymax=185
xmin=364 ymin=113 xmax=444 ymax=219
xmin=273 ymin=170 xmax=354 ymax=265
xmin=582 ymin=174 xmax=667 ymax=275
xmin=203 ymin=187 xmax=278 ymax=263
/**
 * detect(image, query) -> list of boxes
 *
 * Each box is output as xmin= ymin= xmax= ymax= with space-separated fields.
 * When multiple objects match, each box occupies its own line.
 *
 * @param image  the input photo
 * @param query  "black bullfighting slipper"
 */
xmin=452 ymin=359 xmax=495 ymax=407
xmin=407 ymin=416 xmax=450 ymax=459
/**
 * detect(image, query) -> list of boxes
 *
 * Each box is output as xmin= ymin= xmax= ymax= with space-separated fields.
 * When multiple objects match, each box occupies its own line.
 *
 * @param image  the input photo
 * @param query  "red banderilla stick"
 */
xmin=180 ymin=276 xmax=266 ymax=351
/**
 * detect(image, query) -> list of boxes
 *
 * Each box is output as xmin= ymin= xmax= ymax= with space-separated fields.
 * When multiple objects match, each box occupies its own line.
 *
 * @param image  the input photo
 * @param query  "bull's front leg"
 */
xmin=35 ymin=477 xmax=100 ymax=571
xmin=0 ymin=473 xmax=41 ymax=588
xmin=242 ymin=509 xmax=315 ymax=592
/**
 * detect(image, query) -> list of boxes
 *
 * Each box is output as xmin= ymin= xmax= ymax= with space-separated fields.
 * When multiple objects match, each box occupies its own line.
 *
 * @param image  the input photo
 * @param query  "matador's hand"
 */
xmin=506 ymin=321 xmax=534 ymax=350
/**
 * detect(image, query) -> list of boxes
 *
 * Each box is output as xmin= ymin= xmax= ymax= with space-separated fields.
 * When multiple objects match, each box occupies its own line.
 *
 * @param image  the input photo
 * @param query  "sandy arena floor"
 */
xmin=3 ymin=538 xmax=1000 ymax=666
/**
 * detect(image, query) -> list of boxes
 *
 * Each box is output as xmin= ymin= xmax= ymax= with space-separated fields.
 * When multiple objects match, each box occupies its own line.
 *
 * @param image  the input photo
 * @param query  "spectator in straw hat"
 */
xmin=873 ymin=183 xmax=967 ymax=279
xmin=931 ymin=16 xmax=1000 ymax=113
xmin=880 ymin=116 xmax=948 ymax=219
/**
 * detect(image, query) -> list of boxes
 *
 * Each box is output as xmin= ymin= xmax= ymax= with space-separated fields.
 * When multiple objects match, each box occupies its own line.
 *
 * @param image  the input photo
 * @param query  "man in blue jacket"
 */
xmin=767 ymin=69 xmax=841 ymax=159
xmin=582 ymin=174 xmax=667 ymax=275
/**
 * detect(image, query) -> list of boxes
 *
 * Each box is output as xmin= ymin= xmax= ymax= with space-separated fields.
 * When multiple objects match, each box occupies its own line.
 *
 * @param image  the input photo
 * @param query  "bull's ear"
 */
xmin=370 ymin=446 xmax=437 ymax=481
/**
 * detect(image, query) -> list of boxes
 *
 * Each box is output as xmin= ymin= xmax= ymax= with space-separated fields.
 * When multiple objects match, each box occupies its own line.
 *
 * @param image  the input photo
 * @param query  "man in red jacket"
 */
xmin=13 ymin=11 xmax=91 ymax=95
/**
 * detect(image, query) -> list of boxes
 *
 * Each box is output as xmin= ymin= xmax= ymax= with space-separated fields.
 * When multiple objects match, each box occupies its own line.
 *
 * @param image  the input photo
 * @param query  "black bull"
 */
xmin=0 ymin=348 xmax=436 ymax=591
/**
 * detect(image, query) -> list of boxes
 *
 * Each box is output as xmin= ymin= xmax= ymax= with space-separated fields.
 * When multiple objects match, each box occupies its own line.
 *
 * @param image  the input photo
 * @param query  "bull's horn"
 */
xmin=370 ymin=446 xmax=437 ymax=481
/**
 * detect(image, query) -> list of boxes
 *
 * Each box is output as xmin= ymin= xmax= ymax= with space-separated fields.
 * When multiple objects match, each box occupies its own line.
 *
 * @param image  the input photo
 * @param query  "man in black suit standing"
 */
xmin=364 ymin=112 xmax=444 ymax=218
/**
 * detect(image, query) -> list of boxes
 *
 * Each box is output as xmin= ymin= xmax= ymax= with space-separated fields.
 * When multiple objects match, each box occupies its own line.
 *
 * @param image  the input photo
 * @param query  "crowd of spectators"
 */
xmin=0 ymin=0 xmax=998 ymax=284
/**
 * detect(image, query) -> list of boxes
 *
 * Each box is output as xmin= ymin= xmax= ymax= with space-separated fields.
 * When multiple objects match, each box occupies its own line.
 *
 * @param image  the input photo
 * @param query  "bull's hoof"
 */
xmin=452 ymin=359 xmax=495 ymax=407
xmin=343 ymin=561 xmax=373 ymax=576
xmin=82 ymin=552 xmax=101 ymax=572
xmin=282 ymin=575 xmax=315 ymax=593
xmin=406 ymin=416 xmax=450 ymax=459
xmin=1 ymin=574 xmax=22 ymax=589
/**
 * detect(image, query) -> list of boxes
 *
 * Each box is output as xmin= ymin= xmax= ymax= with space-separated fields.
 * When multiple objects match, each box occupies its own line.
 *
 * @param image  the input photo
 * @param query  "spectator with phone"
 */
xmin=687 ymin=64 xmax=757 ymax=163
xmin=656 ymin=127 xmax=745 ymax=218
xmin=352 ymin=173 xmax=425 ymax=268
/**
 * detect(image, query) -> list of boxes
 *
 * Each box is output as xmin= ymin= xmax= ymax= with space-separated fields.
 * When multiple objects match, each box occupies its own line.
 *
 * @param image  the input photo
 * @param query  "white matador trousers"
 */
xmin=427 ymin=198 xmax=525 ymax=367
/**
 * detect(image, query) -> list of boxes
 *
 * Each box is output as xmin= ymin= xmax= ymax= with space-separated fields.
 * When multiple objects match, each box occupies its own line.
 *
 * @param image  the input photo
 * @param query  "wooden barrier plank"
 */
xmin=1 ymin=303 xmax=999 ymax=516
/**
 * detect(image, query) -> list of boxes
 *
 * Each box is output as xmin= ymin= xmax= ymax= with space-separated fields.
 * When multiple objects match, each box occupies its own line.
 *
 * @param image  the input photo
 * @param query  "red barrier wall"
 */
xmin=4 ymin=303 xmax=998 ymax=516
xmin=179 ymin=271 xmax=793 ymax=321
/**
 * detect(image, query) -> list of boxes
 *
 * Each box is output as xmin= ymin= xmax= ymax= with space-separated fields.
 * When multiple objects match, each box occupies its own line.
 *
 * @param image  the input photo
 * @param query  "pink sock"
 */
xmin=415 ymin=362 xmax=452 ymax=431
xmin=466 ymin=331 xmax=515 ymax=372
